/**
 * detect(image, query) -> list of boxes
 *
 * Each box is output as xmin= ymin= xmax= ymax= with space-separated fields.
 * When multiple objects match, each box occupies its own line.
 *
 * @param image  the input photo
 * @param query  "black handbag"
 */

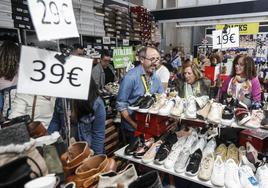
xmin=0 ymin=156 xmax=42 ymax=188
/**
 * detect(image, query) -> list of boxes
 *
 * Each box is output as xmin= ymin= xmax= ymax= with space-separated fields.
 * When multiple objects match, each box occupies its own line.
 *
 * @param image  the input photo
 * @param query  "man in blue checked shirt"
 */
xmin=116 ymin=46 xmax=164 ymax=143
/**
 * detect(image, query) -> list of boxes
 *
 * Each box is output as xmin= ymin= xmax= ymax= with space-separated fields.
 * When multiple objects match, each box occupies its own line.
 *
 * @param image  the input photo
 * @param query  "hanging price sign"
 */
xmin=212 ymin=27 xmax=239 ymax=49
xmin=256 ymin=46 xmax=268 ymax=59
xmin=103 ymin=37 xmax=111 ymax=44
xmin=17 ymin=46 xmax=92 ymax=99
xmin=123 ymin=39 xmax=129 ymax=46
xmin=28 ymin=0 xmax=79 ymax=41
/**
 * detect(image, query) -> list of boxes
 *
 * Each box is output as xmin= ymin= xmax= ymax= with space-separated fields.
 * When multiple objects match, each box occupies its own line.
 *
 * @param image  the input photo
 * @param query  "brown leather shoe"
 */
xmin=61 ymin=142 xmax=92 ymax=177
xmin=74 ymin=155 xmax=117 ymax=188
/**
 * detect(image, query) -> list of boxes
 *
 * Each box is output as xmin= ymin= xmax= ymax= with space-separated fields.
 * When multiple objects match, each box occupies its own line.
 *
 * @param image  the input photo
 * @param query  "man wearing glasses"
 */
xmin=92 ymin=49 xmax=117 ymax=89
xmin=116 ymin=46 xmax=164 ymax=143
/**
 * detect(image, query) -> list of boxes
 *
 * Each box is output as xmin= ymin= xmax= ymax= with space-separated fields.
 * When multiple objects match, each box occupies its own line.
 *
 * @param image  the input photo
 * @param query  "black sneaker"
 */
xmin=185 ymin=149 xmax=202 ymax=176
xmin=222 ymin=106 xmax=234 ymax=120
xmin=128 ymin=96 xmax=147 ymax=110
xmin=154 ymin=132 xmax=178 ymax=164
xmin=138 ymin=96 xmax=155 ymax=113
xmin=124 ymin=134 xmax=144 ymax=155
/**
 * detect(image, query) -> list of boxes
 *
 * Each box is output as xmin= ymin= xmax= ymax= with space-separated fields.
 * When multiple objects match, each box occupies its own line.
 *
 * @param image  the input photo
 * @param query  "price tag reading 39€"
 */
xmin=212 ymin=27 xmax=239 ymax=49
xmin=17 ymin=46 xmax=92 ymax=100
xmin=28 ymin=0 xmax=79 ymax=41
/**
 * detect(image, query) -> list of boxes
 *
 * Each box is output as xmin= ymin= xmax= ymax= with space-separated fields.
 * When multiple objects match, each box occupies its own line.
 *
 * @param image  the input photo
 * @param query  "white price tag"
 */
xmin=212 ymin=27 xmax=239 ymax=49
xmin=28 ymin=0 xmax=79 ymax=41
xmin=256 ymin=46 xmax=268 ymax=59
xmin=17 ymin=46 xmax=92 ymax=99
xmin=103 ymin=37 xmax=111 ymax=44
xmin=123 ymin=39 xmax=129 ymax=46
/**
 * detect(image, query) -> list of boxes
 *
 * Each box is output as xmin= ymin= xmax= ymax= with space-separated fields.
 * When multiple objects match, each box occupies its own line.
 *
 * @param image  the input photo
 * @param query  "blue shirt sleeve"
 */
xmin=116 ymin=75 xmax=135 ymax=112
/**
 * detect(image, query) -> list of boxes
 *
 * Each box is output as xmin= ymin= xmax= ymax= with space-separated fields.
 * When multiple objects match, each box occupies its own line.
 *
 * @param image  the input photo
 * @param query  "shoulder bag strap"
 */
xmin=31 ymin=95 xmax=37 ymax=122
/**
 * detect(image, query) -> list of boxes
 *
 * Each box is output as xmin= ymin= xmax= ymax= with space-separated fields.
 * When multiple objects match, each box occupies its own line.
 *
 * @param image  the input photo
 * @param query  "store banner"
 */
xmin=28 ymin=0 xmax=79 ymax=41
xmin=212 ymin=27 xmax=239 ymax=49
xmin=216 ymin=22 xmax=259 ymax=35
xmin=113 ymin=47 xmax=134 ymax=69
xmin=17 ymin=46 xmax=92 ymax=100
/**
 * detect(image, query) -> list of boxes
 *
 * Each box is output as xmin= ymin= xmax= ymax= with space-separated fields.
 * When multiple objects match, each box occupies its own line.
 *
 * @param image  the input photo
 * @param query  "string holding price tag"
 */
xmin=212 ymin=27 xmax=239 ymax=49
xmin=17 ymin=46 xmax=92 ymax=100
xmin=28 ymin=0 xmax=79 ymax=41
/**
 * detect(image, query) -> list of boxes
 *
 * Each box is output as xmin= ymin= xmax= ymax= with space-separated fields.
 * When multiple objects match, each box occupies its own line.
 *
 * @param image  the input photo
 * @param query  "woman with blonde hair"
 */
xmin=175 ymin=62 xmax=211 ymax=98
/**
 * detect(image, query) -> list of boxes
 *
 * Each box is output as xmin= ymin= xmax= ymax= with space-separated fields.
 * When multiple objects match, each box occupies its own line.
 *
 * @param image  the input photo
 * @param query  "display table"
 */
xmin=114 ymin=146 xmax=224 ymax=188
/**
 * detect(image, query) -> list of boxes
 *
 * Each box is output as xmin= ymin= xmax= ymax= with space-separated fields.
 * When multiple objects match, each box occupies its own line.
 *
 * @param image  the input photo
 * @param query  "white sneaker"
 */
xmin=174 ymin=147 xmax=191 ymax=173
xmin=185 ymin=96 xmax=197 ymax=119
xmin=195 ymin=95 xmax=209 ymax=109
xmin=241 ymin=155 xmax=256 ymax=172
xmin=148 ymin=97 xmax=166 ymax=114
xmin=211 ymin=155 xmax=225 ymax=187
xmin=170 ymin=98 xmax=185 ymax=117
xmin=184 ymin=131 xmax=198 ymax=149
xmin=190 ymin=137 xmax=207 ymax=154
xmin=164 ymin=137 xmax=187 ymax=169
xmin=158 ymin=99 xmax=175 ymax=116
xmin=207 ymin=102 xmax=223 ymax=124
xmin=203 ymin=138 xmax=217 ymax=157
xmin=256 ymin=164 xmax=268 ymax=188
xmin=239 ymin=165 xmax=259 ymax=188
xmin=171 ymin=136 xmax=187 ymax=151
xmin=225 ymin=159 xmax=242 ymax=188
xmin=198 ymin=153 xmax=214 ymax=181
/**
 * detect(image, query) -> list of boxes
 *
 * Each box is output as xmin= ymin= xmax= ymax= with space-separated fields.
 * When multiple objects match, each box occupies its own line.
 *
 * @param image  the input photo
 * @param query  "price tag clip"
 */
xmin=54 ymin=48 xmax=72 ymax=64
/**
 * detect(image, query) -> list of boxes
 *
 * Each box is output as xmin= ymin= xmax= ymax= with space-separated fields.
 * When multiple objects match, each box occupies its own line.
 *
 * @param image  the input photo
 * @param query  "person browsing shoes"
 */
xmin=116 ymin=46 xmax=164 ymax=143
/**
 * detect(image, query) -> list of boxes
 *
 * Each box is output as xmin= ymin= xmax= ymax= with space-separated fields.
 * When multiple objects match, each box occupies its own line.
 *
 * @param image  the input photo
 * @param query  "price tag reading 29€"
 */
xmin=17 ymin=46 xmax=92 ymax=100
xmin=28 ymin=0 xmax=79 ymax=41
xmin=212 ymin=27 xmax=239 ymax=49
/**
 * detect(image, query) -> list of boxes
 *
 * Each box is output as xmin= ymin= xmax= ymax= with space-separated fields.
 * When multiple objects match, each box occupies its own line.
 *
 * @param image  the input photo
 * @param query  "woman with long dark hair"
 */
xmin=72 ymin=78 xmax=106 ymax=154
xmin=48 ymin=78 xmax=106 ymax=154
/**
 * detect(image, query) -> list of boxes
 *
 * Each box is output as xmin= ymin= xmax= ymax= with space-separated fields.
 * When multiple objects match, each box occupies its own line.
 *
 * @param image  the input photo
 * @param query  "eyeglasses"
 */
xmin=143 ymin=56 xmax=161 ymax=63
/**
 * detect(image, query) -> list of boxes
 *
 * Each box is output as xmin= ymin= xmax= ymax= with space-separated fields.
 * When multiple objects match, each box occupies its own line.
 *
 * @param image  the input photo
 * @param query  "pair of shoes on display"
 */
xmin=128 ymin=95 xmax=155 ymax=113
xmin=154 ymin=132 xmax=178 ymax=164
xmin=196 ymin=99 xmax=223 ymax=124
xmin=124 ymin=134 xmax=145 ymax=156
xmin=124 ymin=134 xmax=155 ymax=159
xmin=235 ymin=101 xmax=251 ymax=126
xmin=174 ymin=131 xmax=198 ymax=173
xmin=170 ymin=97 xmax=185 ymax=117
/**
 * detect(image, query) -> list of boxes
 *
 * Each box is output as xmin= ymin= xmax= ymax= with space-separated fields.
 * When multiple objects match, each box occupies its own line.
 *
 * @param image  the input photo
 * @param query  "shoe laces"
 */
xmin=202 ymin=157 xmax=211 ymax=170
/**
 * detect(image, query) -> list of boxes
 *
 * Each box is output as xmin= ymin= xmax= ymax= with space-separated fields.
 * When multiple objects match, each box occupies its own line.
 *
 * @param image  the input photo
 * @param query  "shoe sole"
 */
xmin=221 ymin=118 xmax=234 ymax=126
xmin=158 ymin=112 xmax=170 ymax=116
xmin=142 ymin=158 xmax=154 ymax=164
xmin=128 ymin=106 xmax=139 ymax=110
xmin=175 ymin=166 xmax=186 ymax=173
xmin=138 ymin=109 xmax=149 ymax=113
xmin=154 ymin=159 xmax=166 ymax=165
xmin=148 ymin=110 xmax=158 ymax=114
xmin=238 ymin=115 xmax=251 ymax=125
xmin=185 ymin=168 xmax=200 ymax=176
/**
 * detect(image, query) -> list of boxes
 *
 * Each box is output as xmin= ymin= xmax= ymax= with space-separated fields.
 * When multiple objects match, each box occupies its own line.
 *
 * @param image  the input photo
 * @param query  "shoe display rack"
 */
xmin=114 ymin=146 xmax=223 ymax=188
